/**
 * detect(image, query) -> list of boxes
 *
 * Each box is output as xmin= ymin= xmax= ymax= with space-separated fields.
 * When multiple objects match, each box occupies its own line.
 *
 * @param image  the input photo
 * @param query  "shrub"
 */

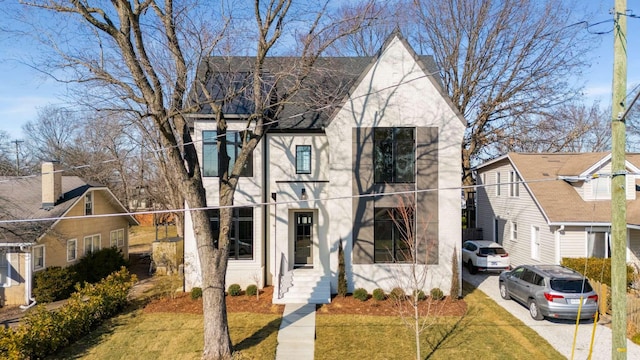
xmin=191 ymin=287 xmax=203 ymax=300
xmin=33 ymin=266 xmax=78 ymax=303
xmin=337 ymin=239 xmax=348 ymax=297
xmin=0 ymin=267 xmax=136 ymax=360
xmin=430 ymin=287 xmax=444 ymax=300
xmin=413 ymin=289 xmax=427 ymax=301
xmin=73 ymin=247 xmax=129 ymax=284
xmin=561 ymin=257 xmax=634 ymax=288
xmin=353 ymin=288 xmax=368 ymax=301
xmin=228 ymin=284 xmax=242 ymax=296
xmin=389 ymin=287 xmax=406 ymax=301
xmin=246 ymin=284 xmax=258 ymax=297
xmin=450 ymin=246 xmax=460 ymax=299
xmin=372 ymin=288 xmax=386 ymax=301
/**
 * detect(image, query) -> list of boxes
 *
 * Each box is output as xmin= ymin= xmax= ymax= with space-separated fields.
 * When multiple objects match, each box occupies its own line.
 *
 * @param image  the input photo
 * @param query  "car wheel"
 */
xmin=467 ymin=260 xmax=478 ymax=275
xmin=499 ymin=283 xmax=511 ymax=300
xmin=528 ymin=299 xmax=544 ymax=320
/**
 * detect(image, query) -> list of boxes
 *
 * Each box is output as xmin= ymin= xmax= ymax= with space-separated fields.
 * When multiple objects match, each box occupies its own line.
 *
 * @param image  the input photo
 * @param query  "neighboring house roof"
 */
xmin=0 ymin=176 xmax=136 ymax=244
xmin=478 ymin=152 xmax=640 ymax=226
xmin=188 ymin=33 xmax=447 ymax=130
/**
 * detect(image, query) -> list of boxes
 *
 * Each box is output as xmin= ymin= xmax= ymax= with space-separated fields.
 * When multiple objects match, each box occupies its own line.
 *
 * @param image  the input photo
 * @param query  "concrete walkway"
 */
xmin=275 ymin=303 xmax=316 ymax=360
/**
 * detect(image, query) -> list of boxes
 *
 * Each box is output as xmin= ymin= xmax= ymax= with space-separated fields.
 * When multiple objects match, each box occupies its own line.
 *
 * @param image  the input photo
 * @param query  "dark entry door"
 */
xmin=294 ymin=212 xmax=313 ymax=267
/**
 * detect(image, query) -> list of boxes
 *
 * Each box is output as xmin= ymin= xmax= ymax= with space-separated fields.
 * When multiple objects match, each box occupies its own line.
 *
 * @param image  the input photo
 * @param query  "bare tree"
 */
xmin=0 ymin=131 xmax=16 ymax=176
xmin=495 ymin=101 xmax=611 ymax=153
xmin=385 ymin=194 xmax=445 ymax=360
xmin=410 ymin=0 xmax=594 ymax=189
xmin=14 ymin=1 xmax=378 ymax=358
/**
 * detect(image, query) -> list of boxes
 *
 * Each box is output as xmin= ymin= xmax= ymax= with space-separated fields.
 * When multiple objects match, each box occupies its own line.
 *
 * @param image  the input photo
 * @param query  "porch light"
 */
xmin=300 ymin=187 xmax=308 ymax=200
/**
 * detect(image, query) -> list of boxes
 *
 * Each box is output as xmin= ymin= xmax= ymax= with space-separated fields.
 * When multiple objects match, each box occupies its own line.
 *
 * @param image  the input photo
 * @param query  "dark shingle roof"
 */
xmin=0 ymin=176 xmax=93 ymax=243
xmin=189 ymin=53 xmax=441 ymax=130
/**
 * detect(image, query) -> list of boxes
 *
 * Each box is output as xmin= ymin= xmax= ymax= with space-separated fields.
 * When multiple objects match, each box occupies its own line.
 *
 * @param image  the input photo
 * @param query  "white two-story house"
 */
xmin=183 ymin=32 xmax=466 ymax=304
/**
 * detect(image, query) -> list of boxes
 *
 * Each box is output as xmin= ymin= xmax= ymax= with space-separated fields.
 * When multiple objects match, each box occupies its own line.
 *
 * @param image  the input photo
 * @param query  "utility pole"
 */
xmin=13 ymin=140 xmax=23 ymax=176
xmin=611 ymin=0 xmax=627 ymax=358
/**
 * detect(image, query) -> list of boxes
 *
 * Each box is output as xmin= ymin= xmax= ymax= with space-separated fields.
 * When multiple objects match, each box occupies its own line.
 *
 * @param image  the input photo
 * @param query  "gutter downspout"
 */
xmin=19 ymin=245 xmax=36 ymax=310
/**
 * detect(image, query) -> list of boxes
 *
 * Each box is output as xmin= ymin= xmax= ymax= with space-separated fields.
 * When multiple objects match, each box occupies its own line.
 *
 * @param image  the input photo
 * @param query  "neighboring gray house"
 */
xmin=475 ymin=152 xmax=640 ymax=269
xmin=183 ymin=33 xmax=466 ymax=304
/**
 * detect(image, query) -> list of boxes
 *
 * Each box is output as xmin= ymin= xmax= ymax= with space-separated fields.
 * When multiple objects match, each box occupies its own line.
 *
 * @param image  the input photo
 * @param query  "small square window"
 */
xmin=296 ymin=145 xmax=311 ymax=174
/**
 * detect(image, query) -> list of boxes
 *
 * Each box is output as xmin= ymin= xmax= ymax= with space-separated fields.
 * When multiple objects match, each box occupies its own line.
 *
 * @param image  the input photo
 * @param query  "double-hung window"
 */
xmin=67 ymin=239 xmax=77 ymax=262
xmin=110 ymin=229 xmax=125 ymax=248
xmin=374 ymin=128 xmax=415 ymax=183
xmin=296 ymin=145 xmax=311 ymax=174
xmin=374 ymin=207 xmax=414 ymax=263
xmin=0 ymin=253 xmax=10 ymax=286
xmin=202 ymin=130 xmax=253 ymax=177
xmin=496 ymin=172 xmax=502 ymax=196
xmin=208 ymin=207 xmax=254 ymax=260
xmin=84 ymin=234 xmax=101 ymax=255
xmin=85 ymin=192 xmax=93 ymax=215
xmin=510 ymin=171 xmax=520 ymax=197
xmin=32 ymin=245 xmax=45 ymax=270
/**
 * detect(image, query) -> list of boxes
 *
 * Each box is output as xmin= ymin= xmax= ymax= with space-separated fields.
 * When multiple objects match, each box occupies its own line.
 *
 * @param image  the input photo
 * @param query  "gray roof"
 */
xmin=189 ymin=50 xmax=442 ymax=130
xmin=0 ymin=176 xmax=93 ymax=243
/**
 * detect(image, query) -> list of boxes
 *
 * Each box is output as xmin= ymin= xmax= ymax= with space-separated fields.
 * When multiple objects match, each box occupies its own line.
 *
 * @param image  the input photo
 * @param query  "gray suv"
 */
xmin=498 ymin=265 xmax=598 ymax=321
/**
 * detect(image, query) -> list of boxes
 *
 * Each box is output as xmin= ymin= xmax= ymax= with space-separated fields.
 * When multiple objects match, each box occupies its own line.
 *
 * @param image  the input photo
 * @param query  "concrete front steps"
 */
xmin=274 ymin=268 xmax=331 ymax=304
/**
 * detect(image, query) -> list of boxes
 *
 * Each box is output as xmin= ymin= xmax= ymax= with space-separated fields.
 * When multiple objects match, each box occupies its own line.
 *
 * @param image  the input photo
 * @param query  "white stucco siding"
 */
xmin=183 ymin=119 xmax=266 ymax=291
xmin=325 ymin=36 xmax=465 ymax=294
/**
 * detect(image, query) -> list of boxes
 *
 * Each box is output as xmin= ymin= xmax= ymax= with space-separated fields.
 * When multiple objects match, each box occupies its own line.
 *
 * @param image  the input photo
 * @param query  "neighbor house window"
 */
xmin=296 ymin=145 xmax=311 ymax=174
xmin=85 ymin=192 xmax=93 ymax=215
xmin=67 ymin=239 xmax=77 ymax=262
xmin=0 ymin=253 xmax=10 ymax=287
xmin=591 ymin=176 xmax=610 ymax=199
xmin=110 ymin=229 xmax=125 ymax=248
xmin=208 ymin=207 xmax=254 ymax=260
xmin=510 ymin=222 xmax=518 ymax=241
xmin=374 ymin=207 xmax=414 ymax=263
xmin=84 ymin=234 xmax=101 ymax=255
xmin=510 ymin=171 xmax=520 ymax=197
xmin=496 ymin=172 xmax=501 ymax=196
xmin=374 ymin=127 xmax=415 ymax=183
xmin=32 ymin=245 xmax=45 ymax=271
xmin=202 ymin=130 xmax=253 ymax=177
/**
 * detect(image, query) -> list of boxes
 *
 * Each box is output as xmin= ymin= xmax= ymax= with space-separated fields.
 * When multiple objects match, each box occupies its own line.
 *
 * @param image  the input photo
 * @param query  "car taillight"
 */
xmin=588 ymin=294 xmax=598 ymax=302
xmin=500 ymin=252 xmax=509 ymax=257
xmin=476 ymin=252 xmax=487 ymax=257
xmin=544 ymin=293 xmax=564 ymax=302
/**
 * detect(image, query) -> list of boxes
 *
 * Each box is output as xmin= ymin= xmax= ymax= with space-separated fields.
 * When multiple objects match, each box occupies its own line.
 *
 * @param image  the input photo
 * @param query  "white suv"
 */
xmin=462 ymin=240 xmax=510 ymax=274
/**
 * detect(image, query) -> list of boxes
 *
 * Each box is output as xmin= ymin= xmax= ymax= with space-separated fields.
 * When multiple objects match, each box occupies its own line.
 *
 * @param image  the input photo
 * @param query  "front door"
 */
xmin=294 ymin=212 xmax=313 ymax=267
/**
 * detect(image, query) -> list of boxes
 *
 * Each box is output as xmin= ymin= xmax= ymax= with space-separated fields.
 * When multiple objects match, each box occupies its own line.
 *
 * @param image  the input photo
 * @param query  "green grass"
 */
xmin=45 ymin=282 xmax=563 ymax=359
xmin=315 ymin=282 xmax=564 ymax=359
xmin=47 ymin=311 xmax=281 ymax=359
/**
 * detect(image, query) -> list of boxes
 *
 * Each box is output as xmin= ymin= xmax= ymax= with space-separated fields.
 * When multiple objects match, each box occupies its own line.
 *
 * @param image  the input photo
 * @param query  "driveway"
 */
xmin=464 ymin=268 xmax=640 ymax=359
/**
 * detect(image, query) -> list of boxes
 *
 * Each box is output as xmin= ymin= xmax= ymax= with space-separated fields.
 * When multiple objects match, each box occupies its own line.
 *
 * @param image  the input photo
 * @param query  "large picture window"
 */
xmin=296 ymin=145 xmax=311 ymax=174
xmin=374 ymin=127 xmax=415 ymax=183
xmin=374 ymin=207 xmax=414 ymax=263
xmin=202 ymin=130 xmax=253 ymax=177
xmin=208 ymin=207 xmax=254 ymax=260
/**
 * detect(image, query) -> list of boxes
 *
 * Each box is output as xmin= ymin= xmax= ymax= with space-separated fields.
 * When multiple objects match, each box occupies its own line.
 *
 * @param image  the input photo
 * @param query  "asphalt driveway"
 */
xmin=464 ymin=267 xmax=640 ymax=359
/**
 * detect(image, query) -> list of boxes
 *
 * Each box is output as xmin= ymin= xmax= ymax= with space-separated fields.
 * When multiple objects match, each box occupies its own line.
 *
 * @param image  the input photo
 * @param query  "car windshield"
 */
xmin=550 ymin=279 xmax=593 ymax=293
xmin=479 ymin=247 xmax=506 ymax=255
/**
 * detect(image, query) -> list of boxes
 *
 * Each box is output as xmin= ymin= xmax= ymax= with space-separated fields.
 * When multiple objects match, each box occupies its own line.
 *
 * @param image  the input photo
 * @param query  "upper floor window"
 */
xmin=496 ymin=172 xmax=501 ymax=196
xmin=202 ymin=130 xmax=253 ymax=177
xmin=208 ymin=207 xmax=254 ymax=260
xmin=509 ymin=171 xmax=520 ymax=197
xmin=591 ymin=176 xmax=610 ymax=199
xmin=510 ymin=221 xmax=518 ymax=241
xmin=296 ymin=145 xmax=311 ymax=174
xmin=33 ymin=245 xmax=45 ymax=271
xmin=374 ymin=127 xmax=415 ymax=183
xmin=85 ymin=192 xmax=93 ymax=215
xmin=374 ymin=207 xmax=414 ymax=263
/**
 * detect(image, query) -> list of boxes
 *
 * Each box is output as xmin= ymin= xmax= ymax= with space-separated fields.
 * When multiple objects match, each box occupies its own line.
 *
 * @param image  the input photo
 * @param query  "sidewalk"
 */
xmin=275 ymin=303 xmax=316 ymax=360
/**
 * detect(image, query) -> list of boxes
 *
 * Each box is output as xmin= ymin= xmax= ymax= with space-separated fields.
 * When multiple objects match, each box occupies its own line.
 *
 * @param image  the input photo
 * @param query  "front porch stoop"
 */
xmin=275 ymin=268 xmax=331 ymax=304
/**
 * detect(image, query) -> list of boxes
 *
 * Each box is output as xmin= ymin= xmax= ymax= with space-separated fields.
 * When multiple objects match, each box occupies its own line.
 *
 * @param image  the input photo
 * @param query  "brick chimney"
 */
xmin=42 ymin=161 xmax=62 ymax=210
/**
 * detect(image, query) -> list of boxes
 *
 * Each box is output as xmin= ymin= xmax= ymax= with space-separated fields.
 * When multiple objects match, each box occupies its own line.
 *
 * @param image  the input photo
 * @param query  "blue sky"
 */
xmin=0 ymin=1 xmax=639 ymax=140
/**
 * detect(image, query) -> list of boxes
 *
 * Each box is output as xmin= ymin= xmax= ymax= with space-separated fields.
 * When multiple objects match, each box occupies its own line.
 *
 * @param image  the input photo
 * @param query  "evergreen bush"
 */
xmin=430 ymin=287 xmax=444 ymax=300
xmin=372 ymin=288 xmax=386 ymax=301
xmin=353 ymin=288 xmax=368 ymax=301
xmin=228 ymin=284 xmax=242 ymax=296
xmin=191 ymin=287 xmax=203 ymax=300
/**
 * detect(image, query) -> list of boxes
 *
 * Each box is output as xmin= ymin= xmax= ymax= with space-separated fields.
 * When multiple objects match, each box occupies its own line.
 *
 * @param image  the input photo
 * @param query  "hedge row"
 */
xmin=33 ymin=247 xmax=129 ymax=303
xmin=561 ymin=257 xmax=635 ymax=287
xmin=0 ymin=267 xmax=136 ymax=360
